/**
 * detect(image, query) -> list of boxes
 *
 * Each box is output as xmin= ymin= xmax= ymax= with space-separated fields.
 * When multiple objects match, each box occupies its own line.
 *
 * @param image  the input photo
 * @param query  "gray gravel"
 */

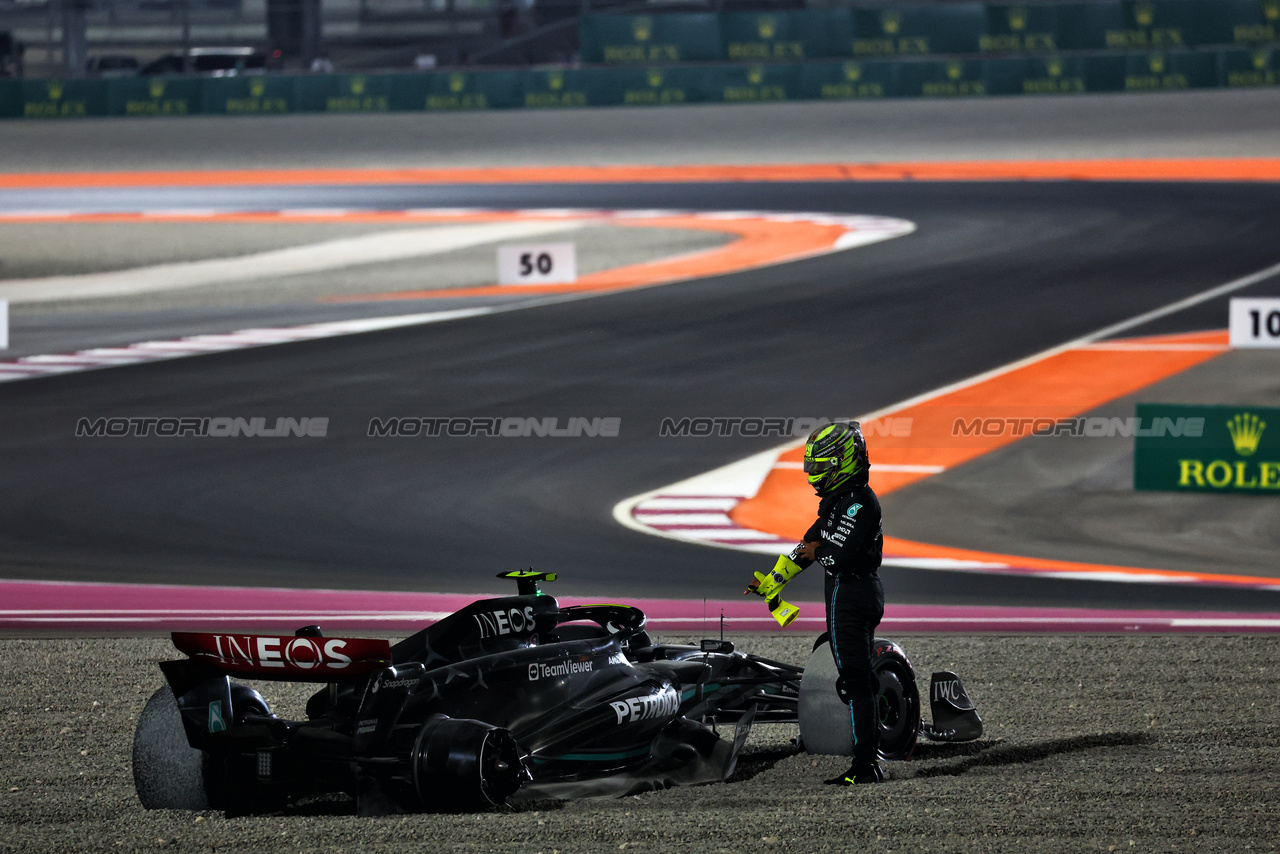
xmin=2 ymin=634 xmax=1277 ymax=853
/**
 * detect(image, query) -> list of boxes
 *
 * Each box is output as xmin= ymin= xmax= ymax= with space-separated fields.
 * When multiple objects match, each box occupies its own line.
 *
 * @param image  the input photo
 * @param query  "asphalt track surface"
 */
xmin=2 ymin=176 xmax=1279 ymax=612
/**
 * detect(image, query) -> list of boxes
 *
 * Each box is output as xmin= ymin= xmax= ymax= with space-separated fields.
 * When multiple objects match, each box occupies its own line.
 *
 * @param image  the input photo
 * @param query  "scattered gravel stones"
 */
xmin=2 ymin=634 xmax=1277 ymax=853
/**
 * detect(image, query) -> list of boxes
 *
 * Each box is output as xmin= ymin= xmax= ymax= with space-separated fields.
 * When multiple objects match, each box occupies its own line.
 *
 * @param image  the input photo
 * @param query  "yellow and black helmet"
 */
xmin=803 ymin=420 xmax=869 ymax=496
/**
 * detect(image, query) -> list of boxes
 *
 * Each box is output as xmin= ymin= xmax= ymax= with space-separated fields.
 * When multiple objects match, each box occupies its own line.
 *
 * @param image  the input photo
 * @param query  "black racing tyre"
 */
xmin=411 ymin=715 xmax=526 ymax=811
xmin=871 ymin=639 xmax=920 ymax=761
xmin=797 ymin=639 xmax=921 ymax=761
xmin=132 ymin=686 xmax=219 ymax=810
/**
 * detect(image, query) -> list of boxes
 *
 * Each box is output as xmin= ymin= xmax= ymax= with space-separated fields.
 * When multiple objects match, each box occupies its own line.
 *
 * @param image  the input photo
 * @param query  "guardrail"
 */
xmin=2 ymin=45 xmax=1276 ymax=118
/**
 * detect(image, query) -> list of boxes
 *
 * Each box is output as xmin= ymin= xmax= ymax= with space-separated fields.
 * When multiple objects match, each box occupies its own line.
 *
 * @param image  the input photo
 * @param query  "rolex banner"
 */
xmin=1134 ymin=403 xmax=1280 ymax=494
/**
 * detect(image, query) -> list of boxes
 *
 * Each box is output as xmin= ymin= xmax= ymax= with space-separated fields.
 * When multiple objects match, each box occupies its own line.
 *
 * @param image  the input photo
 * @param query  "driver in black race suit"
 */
xmin=747 ymin=420 xmax=886 ymax=785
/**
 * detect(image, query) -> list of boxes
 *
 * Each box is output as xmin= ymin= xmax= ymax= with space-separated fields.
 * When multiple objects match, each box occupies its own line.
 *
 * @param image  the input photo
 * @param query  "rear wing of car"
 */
xmin=157 ymin=632 xmax=393 ymax=751
xmin=171 ymin=632 xmax=392 ymax=682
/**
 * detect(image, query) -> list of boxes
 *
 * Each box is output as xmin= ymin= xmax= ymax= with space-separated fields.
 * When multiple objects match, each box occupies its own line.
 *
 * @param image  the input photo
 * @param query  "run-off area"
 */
xmin=1 ymin=634 xmax=1275 ymax=852
xmin=0 ymin=219 xmax=731 ymax=312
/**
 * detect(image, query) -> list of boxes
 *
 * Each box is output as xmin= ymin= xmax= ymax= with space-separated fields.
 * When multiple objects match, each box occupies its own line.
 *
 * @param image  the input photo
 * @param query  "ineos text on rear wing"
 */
xmin=172 ymin=632 xmax=391 ymax=681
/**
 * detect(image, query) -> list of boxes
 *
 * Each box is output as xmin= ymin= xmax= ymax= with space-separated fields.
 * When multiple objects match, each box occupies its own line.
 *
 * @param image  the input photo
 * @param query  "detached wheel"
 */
xmin=132 ymin=687 xmax=218 ymax=810
xmin=871 ymin=639 xmax=920 ymax=761
xmin=798 ymin=638 xmax=920 ymax=761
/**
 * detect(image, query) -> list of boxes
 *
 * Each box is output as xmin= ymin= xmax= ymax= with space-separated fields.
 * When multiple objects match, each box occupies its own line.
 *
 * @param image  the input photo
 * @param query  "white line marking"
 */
xmin=631 ymin=512 xmax=737 ymax=524
xmin=881 ymin=557 xmax=1011 ymax=571
xmin=1170 ymin=619 xmax=1280 ymax=628
xmin=634 ymin=497 xmax=741 ymax=511
xmin=0 ymin=307 xmax=494 ymax=383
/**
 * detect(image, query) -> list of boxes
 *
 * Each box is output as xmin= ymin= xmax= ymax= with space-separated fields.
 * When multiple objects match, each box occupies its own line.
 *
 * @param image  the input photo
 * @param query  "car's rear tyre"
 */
xmin=411 ymin=715 xmax=526 ymax=811
xmin=798 ymin=637 xmax=920 ymax=761
xmin=132 ymin=686 xmax=219 ymax=810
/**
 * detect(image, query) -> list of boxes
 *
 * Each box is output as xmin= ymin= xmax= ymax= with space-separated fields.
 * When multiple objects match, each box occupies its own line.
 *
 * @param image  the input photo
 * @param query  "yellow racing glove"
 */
xmin=767 ymin=596 xmax=799 ymax=628
xmin=745 ymin=553 xmax=805 ymax=600
xmin=744 ymin=553 xmax=806 ymax=627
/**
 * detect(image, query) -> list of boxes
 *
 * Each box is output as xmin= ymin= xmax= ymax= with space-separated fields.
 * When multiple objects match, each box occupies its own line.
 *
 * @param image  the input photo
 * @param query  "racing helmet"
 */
xmin=803 ymin=420 xmax=869 ymax=496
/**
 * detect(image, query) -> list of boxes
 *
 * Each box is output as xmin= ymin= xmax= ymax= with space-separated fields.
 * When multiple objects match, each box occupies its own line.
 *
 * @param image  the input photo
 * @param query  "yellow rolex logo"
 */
xmin=1264 ymin=0 xmax=1278 ymax=20
xmin=1227 ymin=413 xmax=1266 ymax=456
xmin=647 ymin=69 xmax=663 ymax=87
xmin=1008 ymin=7 xmax=1027 ymax=31
xmin=1134 ymin=2 xmax=1155 ymax=26
xmin=881 ymin=10 xmax=901 ymax=34
xmin=449 ymin=72 xmax=467 ymax=92
xmin=548 ymin=70 xmax=564 ymax=90
xmin=633 ymin=16 xmax=652 ymax=42
xmin=1047 ymin=57 xmax=1064 ymax=77
xmin=1149 ymin=54 xmax=1166 ymax=73
xmin=747 ymin=65 xmax=764 ymax=85
xmin=250 ymin=78 xmax=266 ymax=97
xmin=1254 ymin=51 xmax=1269 ymax=70
xmin=149 ymin=79 xmax=166 ymax=98
xmin=351 ymin=77 xmax=366 ymax=95
xmin=48 ymin=81 xmax=64 ymax=100
xmin=843 ymin=62 xmax=862 ymax=82
xmin=758 ymin=15 xmax=776 ymax=39
xmin=946 ymin=61 xmax=964 ymax=80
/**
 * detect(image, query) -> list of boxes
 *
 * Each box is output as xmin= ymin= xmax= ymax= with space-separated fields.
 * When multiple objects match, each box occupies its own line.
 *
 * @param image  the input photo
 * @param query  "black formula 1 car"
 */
xmin=133 ymin=572 xmax=981 ymax=814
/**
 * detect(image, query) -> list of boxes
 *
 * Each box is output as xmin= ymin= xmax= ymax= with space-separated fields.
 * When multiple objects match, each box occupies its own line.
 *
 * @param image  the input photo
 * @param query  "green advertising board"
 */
xmin=988 ymin=54 xmax=1127 ymax=93
xmin=0 ymin=80 xmax=19 ymax=118
xmin=1134 ymin=404 xmax=1280 ymax=494
xmin=982 ymin=5 xmax=1063 ymax=52
xmin=582 ymin=1 xmax=1280 ymax=66
xmin=6 ymin=41 xmax=1280 ymax=122
xmin=520 ymin=67 xmax=608 ymax=108
xmin=897 ymin=57 xmax=989 ymax=96
xmin=611 ymin=65 xmax=710 ymax=106
xmin=420 ymin=69 xmax=523 ymax=110
xmin=848 ymin=3 xmax=988 ymax=56
xmin=293 ymin=73 xmax=428 ymax=113
xmin=1113 ymin=0 xmax=1197 ymax=48
xmin=1123 ymin=49 xmax=1218 ymax=89
xmin=202 ymin=75 xmax=297 ymax=115
xmin=1196 ymin=0 xmax=1280 ymax=45
xmin=108 ymin=75 xmax=203 ymax=117
xmin=717 ymin=63 xmax=802 ymax=102
xmin=720 ymin=10 xmax=850 ymax=61
xmin=580 ymin=13 xmax=722 ymax=64
xmin=20 ymin=77 xmax=109 ymax=118
xmin=796 ymin=59 xmax=898 ymax=99
xmin=1220 ymin=45 xmax=1280 ymax=85
xmin=1056 ymin=1 xmax=1196 ymax=49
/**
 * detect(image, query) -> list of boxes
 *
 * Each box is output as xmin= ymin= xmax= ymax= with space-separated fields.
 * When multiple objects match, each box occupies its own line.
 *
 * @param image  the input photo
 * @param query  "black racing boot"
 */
xmin=823 ymin=759 xmax=885 ymax=786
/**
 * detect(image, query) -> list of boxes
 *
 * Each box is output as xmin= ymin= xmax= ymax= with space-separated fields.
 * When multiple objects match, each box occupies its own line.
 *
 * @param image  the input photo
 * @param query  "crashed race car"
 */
xmin=133 ymin=572 xmax=982 ymax=814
